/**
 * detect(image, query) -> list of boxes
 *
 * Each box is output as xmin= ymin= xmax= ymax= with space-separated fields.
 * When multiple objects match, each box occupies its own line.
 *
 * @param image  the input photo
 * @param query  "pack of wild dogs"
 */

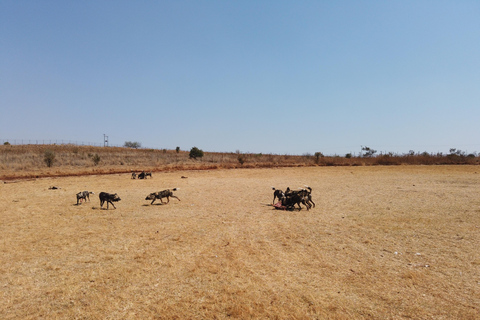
xmin=76 ymin=189 xmax=180 ymax=209
xmin=131 ymin=171 xmax=152 ymax=179
xmin=272 ymin=186 xmax=315 ymax=211
xmin=75 ymin=173 xmax=315 ymax=211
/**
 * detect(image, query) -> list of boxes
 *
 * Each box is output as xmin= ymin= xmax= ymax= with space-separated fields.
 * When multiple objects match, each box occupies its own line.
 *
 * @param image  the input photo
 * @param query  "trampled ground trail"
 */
xmin=1 ymin=166 xmax=479 ymax=319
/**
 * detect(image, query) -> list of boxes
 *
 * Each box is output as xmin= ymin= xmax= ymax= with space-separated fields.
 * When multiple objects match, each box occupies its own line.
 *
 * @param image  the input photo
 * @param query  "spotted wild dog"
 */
xmin=145 ymin=188 xmax=180 ymax=205
xmin=99 ymin=192 xmax=121 ymax=209
xmin=138 ymin=171 xmax=152 ymax=179
xmin=272 ymin=187 xmax=286 ymax=205
xmin=131 ymin=172 xmax=137 ymax=179
xmin=283 ymin=186 xmax=315 ymax=210
xmin=76 ymin=191 xmax=94 ymax=205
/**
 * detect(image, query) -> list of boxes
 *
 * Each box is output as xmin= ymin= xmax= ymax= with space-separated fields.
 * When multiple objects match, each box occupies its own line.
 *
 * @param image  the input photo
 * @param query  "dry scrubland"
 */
xmin=1 ymin=144 xmax=478 ymax=181
xmin=1 ymin=165 xmax=479 ymax=319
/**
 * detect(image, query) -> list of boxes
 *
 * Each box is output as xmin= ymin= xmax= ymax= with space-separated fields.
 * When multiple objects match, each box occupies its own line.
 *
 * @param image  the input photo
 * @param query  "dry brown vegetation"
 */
xmin=1 ymin=165 xmax=479 ymax=319
xmin=1 ymin=144 xmax=479 ymax=181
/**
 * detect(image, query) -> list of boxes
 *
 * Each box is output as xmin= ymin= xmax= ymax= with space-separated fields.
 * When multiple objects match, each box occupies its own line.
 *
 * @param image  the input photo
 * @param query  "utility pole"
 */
xmin=103 ymin=134 xmax=109 ymax=147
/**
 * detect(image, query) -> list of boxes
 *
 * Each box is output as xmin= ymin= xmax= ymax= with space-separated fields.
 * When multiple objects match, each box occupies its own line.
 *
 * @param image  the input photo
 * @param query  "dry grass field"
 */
xmin=1 ymin=166 xmax=479 ymax=319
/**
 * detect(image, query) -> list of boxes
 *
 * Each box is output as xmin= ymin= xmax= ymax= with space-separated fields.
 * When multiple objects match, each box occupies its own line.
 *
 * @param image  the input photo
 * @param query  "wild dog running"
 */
xmin=145 ymin=188 xmax=180 ymax=205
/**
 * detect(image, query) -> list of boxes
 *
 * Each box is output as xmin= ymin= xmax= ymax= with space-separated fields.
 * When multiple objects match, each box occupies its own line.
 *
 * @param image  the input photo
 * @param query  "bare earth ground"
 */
xmin=0 ymin=166 xmax=479 ymax=319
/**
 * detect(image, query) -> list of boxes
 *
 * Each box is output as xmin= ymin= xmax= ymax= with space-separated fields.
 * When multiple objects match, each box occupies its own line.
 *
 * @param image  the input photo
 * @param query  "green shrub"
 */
xmin=44 ymin=150 xmax=56 ymax=167
xmin=314 ymin=152 xmax=324 ymax=164
xmin=124 ymin=141 xmax=142 ymax=149
xmin=189 ymin=147 xmax=204 ymax=160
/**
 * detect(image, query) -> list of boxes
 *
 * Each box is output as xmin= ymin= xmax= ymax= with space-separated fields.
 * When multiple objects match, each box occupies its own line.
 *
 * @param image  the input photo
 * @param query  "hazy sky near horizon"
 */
xmin=1 ymin=1 xmax=479 ymax=155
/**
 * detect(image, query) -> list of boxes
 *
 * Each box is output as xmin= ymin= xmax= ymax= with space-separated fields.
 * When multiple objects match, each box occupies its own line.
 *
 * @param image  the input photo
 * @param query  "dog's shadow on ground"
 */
xmin=142 ymin=203 xmax=166 ymax=207
xmin=73 ymin=203 xmax=91 ymax=207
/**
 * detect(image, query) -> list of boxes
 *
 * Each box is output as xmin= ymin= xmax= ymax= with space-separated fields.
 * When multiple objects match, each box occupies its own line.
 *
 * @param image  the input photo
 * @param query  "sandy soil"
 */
xmin=1 ymin=166 xmax=479 ymax=319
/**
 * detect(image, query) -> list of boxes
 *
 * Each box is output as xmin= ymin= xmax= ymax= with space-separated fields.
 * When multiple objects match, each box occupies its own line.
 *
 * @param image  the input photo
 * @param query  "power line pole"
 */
xmin=104 ymin=134 xmax=109 ymax=147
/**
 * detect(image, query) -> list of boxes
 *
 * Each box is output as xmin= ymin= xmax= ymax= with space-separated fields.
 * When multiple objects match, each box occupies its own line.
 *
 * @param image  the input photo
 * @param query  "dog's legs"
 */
xmin=170 ymin=195 xmax=181 ymax=202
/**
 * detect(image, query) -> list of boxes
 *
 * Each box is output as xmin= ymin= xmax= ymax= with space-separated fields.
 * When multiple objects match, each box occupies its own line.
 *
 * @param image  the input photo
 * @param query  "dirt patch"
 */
xmin=1 ymin=166 xmax=479 ymax=319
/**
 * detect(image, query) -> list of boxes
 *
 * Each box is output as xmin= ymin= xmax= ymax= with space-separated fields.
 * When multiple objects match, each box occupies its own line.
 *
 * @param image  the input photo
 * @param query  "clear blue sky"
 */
xmin=1 ymin=1 xmax=479 ymax=155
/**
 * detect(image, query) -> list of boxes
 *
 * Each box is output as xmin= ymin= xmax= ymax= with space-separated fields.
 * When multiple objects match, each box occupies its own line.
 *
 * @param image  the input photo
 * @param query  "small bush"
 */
xmin=92 ymin=153 xmax=101 ymax=166
xmin=124 ymin=141 xmax=142 ymax=149
xmin=238 ymin=154 xmax=246 ymax=165
xmin=44 ymin=150 xmax=56 ymax=167
xmin=189 ymin=147 xmax=204 ymax=160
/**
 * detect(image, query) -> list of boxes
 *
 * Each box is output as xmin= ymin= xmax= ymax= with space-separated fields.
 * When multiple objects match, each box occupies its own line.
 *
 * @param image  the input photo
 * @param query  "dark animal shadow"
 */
xmin=142 ymin=203 xmax=166 ymax=206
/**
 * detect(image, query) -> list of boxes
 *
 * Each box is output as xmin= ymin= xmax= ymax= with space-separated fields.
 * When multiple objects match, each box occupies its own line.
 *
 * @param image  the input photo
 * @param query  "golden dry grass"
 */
xmin=1 ymin=166 xmax=479 ymax=319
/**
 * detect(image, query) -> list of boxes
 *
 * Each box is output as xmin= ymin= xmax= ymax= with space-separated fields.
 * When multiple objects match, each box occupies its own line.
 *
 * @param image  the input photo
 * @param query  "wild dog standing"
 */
xmin=138 ymin=171 xmax=152 ymax=179
xmin=145 ymin=188 xmax=180 ymax=205
xmin=99 ymin=192 xmax=121 ymax=209
xmin=284 ymin=187 xmax=315 ymax=210
xmin=282 ymin=191 xmax=308 ymax=210
xmin=272 ymin=187 xmax=286 ymax=205
xmin=131 ymin=172 xmax=137 ymax=179
xmin=76 ymin=191 xmax=94 ymax=205
xmin=303 ymin=186 xmax=315 ymax=208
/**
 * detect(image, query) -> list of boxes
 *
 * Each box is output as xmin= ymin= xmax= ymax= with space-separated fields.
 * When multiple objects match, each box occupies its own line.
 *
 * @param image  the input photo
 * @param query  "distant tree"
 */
xmin=189 ymin=147 xmax=204 ymax=160
xmin=124 ymin=141 xmax=142 ymax=149
xmin=176 ymin=146 xmax=180 ymax=153
xmin=345 ymin=153 xmax=352 ymax=159
xmin=361 ymin=146 xmax=377 ymax=157
xmin=449 ymin=148 xmax=465 ymax=157
xmin=4 ymin=141 xmax=10 ymax=145
xmin=44 ymin=150 xmax=55 ymax=167
xmin=314 ymin=152 xmax=324 ymax=164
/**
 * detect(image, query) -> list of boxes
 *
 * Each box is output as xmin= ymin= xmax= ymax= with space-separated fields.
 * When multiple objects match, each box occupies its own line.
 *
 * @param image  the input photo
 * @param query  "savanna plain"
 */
xmin=1 ymin=166 xmax=479 ymax=319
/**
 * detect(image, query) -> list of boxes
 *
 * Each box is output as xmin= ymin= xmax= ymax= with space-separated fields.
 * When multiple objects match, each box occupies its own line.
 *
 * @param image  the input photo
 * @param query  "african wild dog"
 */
xmin=284 ymin=186 xmax=315 ymax=210
xmin=137 ymin=171 xmax=152 ymax=179
xmin=272 ymin=187 xmax=286 ymax=205
xmin=145 ymin=188 xmax=180 ymax=205
xmin=76 ymin=191 xmax=94 ymax=205
xmin=99 ymin=192 xmax=121 ymax=209
xmin=131 ymin=172 xmax=137 ymax=179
